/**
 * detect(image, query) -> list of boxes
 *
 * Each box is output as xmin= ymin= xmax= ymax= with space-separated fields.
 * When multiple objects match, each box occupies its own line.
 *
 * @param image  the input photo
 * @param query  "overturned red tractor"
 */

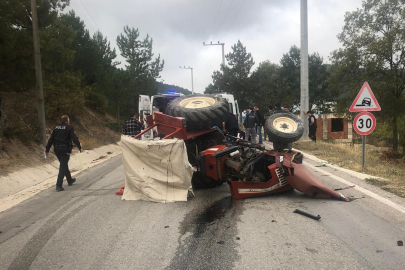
xmin=135 ymin=95 xmax=349 ymax=202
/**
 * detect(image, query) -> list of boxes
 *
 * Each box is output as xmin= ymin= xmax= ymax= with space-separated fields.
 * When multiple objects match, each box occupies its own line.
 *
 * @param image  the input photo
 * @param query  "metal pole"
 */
xmin=179 ymin=66 xmax=194 ymax=94
xmin=203 ymin=41 xmax=226 ymax=70
xmin=221 ymin=44 xmax=225 ymax=69
xmin=31 ymin=0 xmax=46 ymax=146
xmin=362 ymin=135 xmax=366 ymax=170
xmin=191 ymin=68 xmax=194 ymax=94
xmin=300 ymin=0 xmax=309 ymax=140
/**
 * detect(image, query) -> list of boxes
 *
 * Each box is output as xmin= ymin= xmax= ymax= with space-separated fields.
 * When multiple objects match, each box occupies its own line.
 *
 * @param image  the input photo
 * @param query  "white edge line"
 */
xmin=304 ymin=161 xmax=405 ymax=214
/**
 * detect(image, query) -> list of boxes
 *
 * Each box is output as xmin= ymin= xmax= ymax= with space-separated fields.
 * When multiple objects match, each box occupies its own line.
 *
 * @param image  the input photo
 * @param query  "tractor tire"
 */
xmin=264 ymin=113 xmax=304 ymax=143
xmin=166 ymin=95 xmax=229 ymax=131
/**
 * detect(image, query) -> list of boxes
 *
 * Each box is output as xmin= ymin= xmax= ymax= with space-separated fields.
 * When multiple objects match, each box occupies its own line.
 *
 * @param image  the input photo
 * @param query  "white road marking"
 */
xmin=304 ymin=161 xmax=405 ymax=214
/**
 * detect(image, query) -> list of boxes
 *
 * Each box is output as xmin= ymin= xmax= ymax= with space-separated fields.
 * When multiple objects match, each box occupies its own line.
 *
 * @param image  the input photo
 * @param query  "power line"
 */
xmin=188 ymin=0 xmax=225 ymax=65
xmin=223 ymin=0 xmax=246 ymax=36
xmin=214 ymin=0 xmax=235 ymax=37
xmin=77 ymin=0 xmax=100 ymax=30
xmin=70 ymin=0 xmax=97 ymax=33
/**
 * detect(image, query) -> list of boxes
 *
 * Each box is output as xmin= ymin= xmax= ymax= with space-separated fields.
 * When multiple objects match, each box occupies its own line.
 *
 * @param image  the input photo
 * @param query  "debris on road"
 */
xmin=293 ymin=209 xmax=321 ymax=220
xmin=164 ymin=226 xmax=170 ymax=228
xmin=236 ymin=237 xmax=240 ymax=240
xmin=333 ymin=185 xmax=356 ymax=191
xmin=398 ymin=241 xmax=403 ymax=246
xmin=217 ymin=240 xmax=225 ymax=244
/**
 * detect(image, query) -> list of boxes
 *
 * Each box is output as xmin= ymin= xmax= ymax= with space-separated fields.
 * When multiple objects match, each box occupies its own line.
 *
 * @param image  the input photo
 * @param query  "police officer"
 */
xmin=45 ymin=115 xmax=82 ymax=191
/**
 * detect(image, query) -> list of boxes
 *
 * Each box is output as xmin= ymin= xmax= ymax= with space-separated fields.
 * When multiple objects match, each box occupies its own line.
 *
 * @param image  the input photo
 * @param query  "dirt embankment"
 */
xmin=0 ymin=92 xmax=121 ymax=177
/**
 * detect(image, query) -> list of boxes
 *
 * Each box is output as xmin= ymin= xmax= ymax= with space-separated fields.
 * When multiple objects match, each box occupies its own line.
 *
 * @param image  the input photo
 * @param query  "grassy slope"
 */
xmin=294 ymin=140 xmax=405 ymax=197
xmin=0 ymin=92 xmax=120 ymax=176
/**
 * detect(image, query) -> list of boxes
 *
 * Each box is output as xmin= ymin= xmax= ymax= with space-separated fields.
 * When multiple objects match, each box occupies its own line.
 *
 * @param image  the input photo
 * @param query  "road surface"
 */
xmin=0 ymin=152 xmax=404 ymax=270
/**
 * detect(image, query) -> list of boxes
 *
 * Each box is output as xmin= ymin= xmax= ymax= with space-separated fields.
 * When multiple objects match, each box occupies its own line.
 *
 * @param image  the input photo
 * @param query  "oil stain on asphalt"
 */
xmin=166 ymin=196 xmax=245 ymax=270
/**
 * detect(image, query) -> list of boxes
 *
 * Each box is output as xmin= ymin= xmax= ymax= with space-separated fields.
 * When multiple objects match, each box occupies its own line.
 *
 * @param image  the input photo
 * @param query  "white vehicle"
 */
xmin=213 ymin=93 xmax=240 ymax=122
xmin=138 ymin=91 xmax=185 ymax=139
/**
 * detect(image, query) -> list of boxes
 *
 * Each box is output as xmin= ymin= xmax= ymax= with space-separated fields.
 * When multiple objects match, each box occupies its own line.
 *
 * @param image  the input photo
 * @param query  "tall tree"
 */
xmin=329 ymin=0 xmax=405 ymax=151
xmin=116 ymin=26 xmax=164 ymax=114
xmin=205 ymin=40 xmax=255 ymax=113
xmin=279 ymin=46 xmax=331 ymax=111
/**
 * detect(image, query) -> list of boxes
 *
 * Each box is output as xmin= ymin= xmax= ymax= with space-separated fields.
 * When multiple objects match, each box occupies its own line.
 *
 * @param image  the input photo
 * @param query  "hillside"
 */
xmin=0 ymin=92 xmax=121 ymax=176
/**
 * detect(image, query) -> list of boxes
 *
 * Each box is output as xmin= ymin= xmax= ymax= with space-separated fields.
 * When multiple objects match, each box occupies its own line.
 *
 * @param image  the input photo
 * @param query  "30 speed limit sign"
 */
xmin=353 ymin=112 xmax=376 ymax=135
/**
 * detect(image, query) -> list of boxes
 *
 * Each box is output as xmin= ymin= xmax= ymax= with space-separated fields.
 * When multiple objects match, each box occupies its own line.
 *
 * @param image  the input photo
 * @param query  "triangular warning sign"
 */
xmin=349 ymin=82 xmax=381 ymax=112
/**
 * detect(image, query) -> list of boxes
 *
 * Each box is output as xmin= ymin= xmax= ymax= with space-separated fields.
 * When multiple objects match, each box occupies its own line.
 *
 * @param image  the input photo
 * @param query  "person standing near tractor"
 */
xmin=244 ymin=108 xmax=258 ymax=144
xmin=122 ymin=113 xmax=144 ymax=138
xmin=45 ymin=115 xmax=82 ymax=191
xmin=305 ymin=111 xmax=317 ymax=143
xmin=254 ymin=106 xmax=265 ymax=144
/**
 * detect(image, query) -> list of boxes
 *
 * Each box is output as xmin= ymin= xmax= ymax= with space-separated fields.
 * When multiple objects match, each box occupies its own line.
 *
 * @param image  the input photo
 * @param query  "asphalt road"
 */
xmin=1 ymin=152 xmax=405 ymax=270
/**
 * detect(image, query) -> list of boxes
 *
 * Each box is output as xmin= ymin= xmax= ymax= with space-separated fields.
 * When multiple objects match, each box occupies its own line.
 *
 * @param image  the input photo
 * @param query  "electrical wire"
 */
xmin=70 ymin=0 xmax=97 ymax=33
xmin=223 ymin=0 xmax=247 ymax=37
xmin=77 ymin=0 xmax=100 ymax=30
xmin=214 ymin=0 xmax=235 ymax=37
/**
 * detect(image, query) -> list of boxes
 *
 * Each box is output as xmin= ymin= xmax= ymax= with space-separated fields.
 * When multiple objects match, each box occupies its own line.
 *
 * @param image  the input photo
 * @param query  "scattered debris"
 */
xmin=236 ymin=237 xmax=240 ymax=240
xmin=107 ymin=151 xmax=113 ymax=155
xmin=398 ymin=241 xmax=403 ymax=246
xmin=293 ymin=209 xmax=321 ymax=220
xmin=333 ymin=185 xmax=355 ymax=191
xmin=217 ymin=240 xmax=225 ymax=244
xmin=271 ymin=220 xmax=277 ymax=223
xmin=376 ymin=250 xmax=383 ymax=253
xmin=164 ymin=226 xmax=169 ymax=228
xmin=0 ymin=231 xmax=2 ymax=233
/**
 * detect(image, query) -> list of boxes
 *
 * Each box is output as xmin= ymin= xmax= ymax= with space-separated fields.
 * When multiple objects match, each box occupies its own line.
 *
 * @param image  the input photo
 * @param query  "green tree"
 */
xmin=279 ymin=46 xmax=331 ymax=112
xmin=249 ymin=61 xmax=281 ymax=111
xmin=329 ymin=0 xmax=405 ymax=151
xmin=116 ymin=26 xmax=164 ymax=114
xmin=205 ymin=40 xmax=255 ymax=113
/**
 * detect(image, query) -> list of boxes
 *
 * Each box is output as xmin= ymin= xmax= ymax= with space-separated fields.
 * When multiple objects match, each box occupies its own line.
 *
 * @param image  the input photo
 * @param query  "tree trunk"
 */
xmin=0 ymin=95 xmax=8 ymax=138
xmin=393 ymin=115 xmax=398 ymax=151
xmin=117 ymin=104 xmax=120 ymax=132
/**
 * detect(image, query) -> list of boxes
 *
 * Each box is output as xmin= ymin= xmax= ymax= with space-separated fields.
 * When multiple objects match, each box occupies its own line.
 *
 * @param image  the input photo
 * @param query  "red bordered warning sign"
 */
xmin=353 ymin=112 xmax=376 ymax=135
xmin=349 ymin=82 xmax=381 ymax=112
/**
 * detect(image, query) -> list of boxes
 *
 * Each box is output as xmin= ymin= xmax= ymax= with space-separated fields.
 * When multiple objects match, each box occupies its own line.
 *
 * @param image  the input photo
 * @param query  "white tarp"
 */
xmin=120 ymin=135 xmax=193 ymax=202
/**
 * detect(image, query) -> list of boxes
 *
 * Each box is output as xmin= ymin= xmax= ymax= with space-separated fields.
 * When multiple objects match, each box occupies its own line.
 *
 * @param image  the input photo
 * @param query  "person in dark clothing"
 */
xmin=222 ymin=112 xmax=239 ymax=141
xmin=253 ymin=106 xmax=265 ymax=144
xmin=45 ymin=115 xmax=82 ymax=191
xmin=263 ymin=105 xmax=274 ymax=141
xmin=243 ymin=108 xmax=258 ymax=144
xmin=305 ymin=111 xmax=317 ymax=143
xmin=122 ymin=113 xmax=144 ymax=137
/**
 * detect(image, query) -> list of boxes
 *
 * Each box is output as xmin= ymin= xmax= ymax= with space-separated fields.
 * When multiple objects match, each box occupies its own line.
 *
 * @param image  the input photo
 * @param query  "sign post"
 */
xmin=350 ymin=82 xmax=381 ymax=170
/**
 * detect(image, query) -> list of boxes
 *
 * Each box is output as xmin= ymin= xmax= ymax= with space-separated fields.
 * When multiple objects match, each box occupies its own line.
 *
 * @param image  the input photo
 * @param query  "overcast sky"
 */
xmin=68 ymin=0 xmax=364 ymax=93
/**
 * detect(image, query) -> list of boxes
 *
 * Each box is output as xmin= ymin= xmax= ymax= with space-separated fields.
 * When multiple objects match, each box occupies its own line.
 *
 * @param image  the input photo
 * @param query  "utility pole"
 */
xmin=31 ymin=0 xmax=46 ymax=146
xmin=179 ymin=66 xmax=194 ymax=94
xmin=203 ymin=41 xmax=225 ymax=69
xmin=300 ymin=0 xmax=309 ymax=140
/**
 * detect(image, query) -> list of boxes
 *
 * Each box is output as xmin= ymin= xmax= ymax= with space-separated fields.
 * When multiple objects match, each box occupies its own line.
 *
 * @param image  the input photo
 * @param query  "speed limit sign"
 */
xmin=353 ymin=112 xmax=376 ymax=135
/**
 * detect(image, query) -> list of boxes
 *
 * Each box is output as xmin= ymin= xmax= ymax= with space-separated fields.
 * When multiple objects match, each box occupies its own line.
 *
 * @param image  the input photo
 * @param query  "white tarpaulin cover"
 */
xmin=120 ymin=135 xmax=193 ymax=202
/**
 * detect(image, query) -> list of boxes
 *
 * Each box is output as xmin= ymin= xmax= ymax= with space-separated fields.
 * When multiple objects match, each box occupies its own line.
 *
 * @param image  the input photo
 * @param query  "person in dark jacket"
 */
xmin=122 ymin=113 xmax=144 ymax=137
xmin=222 ymin=111 xmax=239 ymax=141
xmin=243 ymin=108 xmax=258 ymax=144
xmin=305 ymin=110 xmax=317 ymax=143
xmin=45 ymin=115 xmax=82 ymax=191
xmin=254 ymin=106 xmax=265 ymax=144
xmin=263 ymin=105 xmax=274 ymax=141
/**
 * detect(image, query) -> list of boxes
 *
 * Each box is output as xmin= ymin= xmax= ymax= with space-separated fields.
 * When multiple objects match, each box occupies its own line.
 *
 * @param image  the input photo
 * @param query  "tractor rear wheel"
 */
xmin=264 ymin=113 xmax=304 ymax=143
xmin=166 ymin=95 xmax=228 ymax=131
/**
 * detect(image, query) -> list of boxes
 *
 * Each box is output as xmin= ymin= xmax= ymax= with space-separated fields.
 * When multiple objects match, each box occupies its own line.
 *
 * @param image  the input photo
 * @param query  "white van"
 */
xmin=213 ymin=93 xmax=240 ymax=122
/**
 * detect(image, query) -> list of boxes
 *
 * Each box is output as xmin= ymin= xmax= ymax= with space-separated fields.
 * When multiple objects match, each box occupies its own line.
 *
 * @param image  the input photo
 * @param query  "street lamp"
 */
xmin=179 ymin=66 xmax=194 ymax=94
xmin=203 ymin=41 xmax=225 ymax=69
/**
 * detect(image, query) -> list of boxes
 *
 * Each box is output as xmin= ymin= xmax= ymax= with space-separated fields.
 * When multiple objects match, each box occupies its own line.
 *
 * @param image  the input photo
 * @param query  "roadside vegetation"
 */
xmin=294 ymin=140 xmax=405 ymax=198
